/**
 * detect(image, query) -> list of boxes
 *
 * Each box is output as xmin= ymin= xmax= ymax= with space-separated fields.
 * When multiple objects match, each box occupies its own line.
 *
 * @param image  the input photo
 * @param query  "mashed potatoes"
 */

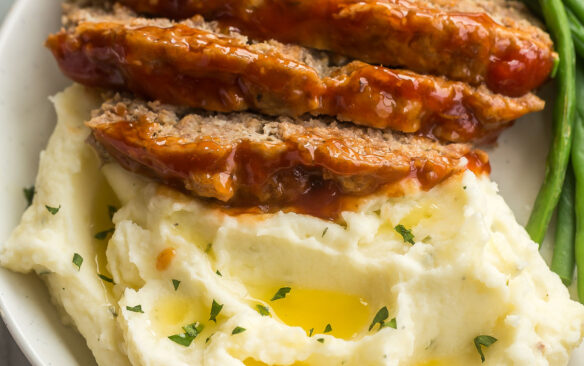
xmin=2 ymin=85 xmax=584 ymax=366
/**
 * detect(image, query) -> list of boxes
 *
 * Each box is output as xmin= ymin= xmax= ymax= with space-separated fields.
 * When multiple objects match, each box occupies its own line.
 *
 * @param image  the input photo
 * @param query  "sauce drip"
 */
xmin=89 ymin=120 xmax=490 ymax=221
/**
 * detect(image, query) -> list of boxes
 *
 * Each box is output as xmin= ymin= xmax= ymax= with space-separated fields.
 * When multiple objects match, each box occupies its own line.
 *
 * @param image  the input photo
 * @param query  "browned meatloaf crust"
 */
xmin=117 ymin=0 xmax=555 ymax=97
xmin=86 ymin=95 xmax=490 ymax=219
xmin=47 ymin=4 xmax=544 ymax=144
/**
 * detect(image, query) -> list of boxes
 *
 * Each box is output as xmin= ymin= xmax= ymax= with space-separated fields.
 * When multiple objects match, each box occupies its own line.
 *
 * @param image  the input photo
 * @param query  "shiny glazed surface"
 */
xmin=119 ymin=0 xmax=555 ymax=97
xmin=89 ymin=119 xmax=490 ymax=220
xmin=47 ymin=21 xmax=543 ymax=143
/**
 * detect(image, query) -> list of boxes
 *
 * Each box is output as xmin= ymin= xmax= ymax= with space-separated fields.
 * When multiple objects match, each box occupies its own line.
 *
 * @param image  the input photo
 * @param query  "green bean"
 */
xmin=564 ymin=0 xmax=584 ymax=25
xmin=572 ymin=65 xmax=584 ymax=303
xmin=526 ymin=0 xmax=576 ymax=245
xmin=567 ymin=9 xmax=584 ymax=59
xmin=551 ymin=165 xmax=576 ymax=285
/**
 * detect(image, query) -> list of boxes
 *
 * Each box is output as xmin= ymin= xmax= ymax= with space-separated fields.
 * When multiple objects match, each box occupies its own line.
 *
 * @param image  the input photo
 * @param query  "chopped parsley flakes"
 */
xmin=317 ymin=338 xmax=325 ymax=343
xmin=232 ymin=326 xmax=246 ymax=335
xmin=209 ymin=299 xmax=223 ymax=322
xmin=168 ymin=333 xmax=194 ymax=347
xmin=322 ymin=227 xmax=328 ymax=237
xmin=172 ymin=279 xmax=181 ymax=291
xmin=386 ymin=317 xmax=397 ymax=329
xmin=94 ymin=228 xmax=114 ymax=240
xmin=183 ymin=322 xmax=204 ymax=337
xmin=309 ymin=328 xmax=314 ymax=336
xmin=270 ymin=287 xmax=291 ymax=301
xmin=168 ymin=322 xmax=204 ymax=347
xmin=324 ymin=324 xmax=332 ymax=333
xmin=72 ymin=253 xmax=83 ymax=271
xmin=126 ymin=305 xmax=144 ymax=313
xmin=45 ymin=205 xmax=61 ymax=215
xmin=256 ymin=304 xmax=270 ymax=316
xmin=369 ymin=306 xmax=389 ymax=331
xmin=98 ymin=274 xmax=114 ymax=284
xmin=394 ymin=224 xmax=415 ymax=244
xmin=23 ymin=186 xmax=35 ymax=207
xmin=474 ymin=335 xmax=497 ymax=363
xmin=216 ymin=270 xmax=222 ymax=276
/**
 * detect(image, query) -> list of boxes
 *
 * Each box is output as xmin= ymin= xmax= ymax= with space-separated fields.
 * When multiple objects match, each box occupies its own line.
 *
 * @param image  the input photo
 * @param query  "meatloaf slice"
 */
xmin=117 ymin=0 xmax=555 ymax=97
xmin=48 ymin=4 xmax=544 ymax=144
xmin=86 ymin=95 xmax=490 ymax=219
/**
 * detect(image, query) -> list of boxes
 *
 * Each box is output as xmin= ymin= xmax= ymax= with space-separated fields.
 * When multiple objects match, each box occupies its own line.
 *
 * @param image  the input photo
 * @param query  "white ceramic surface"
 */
xmin=0 ymin=0 xmax=581 ymax=365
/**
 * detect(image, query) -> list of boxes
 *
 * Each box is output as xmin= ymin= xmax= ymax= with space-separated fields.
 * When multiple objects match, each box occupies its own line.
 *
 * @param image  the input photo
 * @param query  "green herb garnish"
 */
xmin=183 ymin=322 xmax=204 ymax=337
xmin=394 ymin=224 xmax=415 ymax=244
xmin=126 ymin=305 xmax=144 ymax=313
xmin=94 ymin=228 xmax=115 ymax=240
xmin=270 ymin=287 xmax=291 ymax=301
xmin=385 ymin=317 xmax=397 ymax=329
xmin=23 ymin=186 xmax=35 ymax=207
xmin=256 ymin=304 xmax=270 ymax=316
xmin=232 ymin=326 xmax=246 ymax=335
xmin=474 ymin=335 xmax=498 ymax=363
xmin=324 ymin=324 xmax=332 ymax=333
xmin=216 ymin=270 xmax=222 ymax=276
xmin=309 ymin=328 xmax=314 ymax=336
xmin=172 ymin=279 xmax=181 ymax=291
xmin=209 ymin=299 xmax=223 ymax=322
xmin=317 ymin=338 xmax=324 ymax=343
xmin=168 ymin=333 xmax=195 ymax=347
xmin=369 ymin=306 xmax=389 ymax=331
xmin=322 ymin=227 xmax=328 ymax=237
xmin=45 ymin=205 xmax=60 ymax=215
xmin=168 ymin=322 xmax=204 ymax=347
xmin=98 ymin=274 xmax=114 ymax=283
xmin=72 ymin=253 xmax=83 ymax=270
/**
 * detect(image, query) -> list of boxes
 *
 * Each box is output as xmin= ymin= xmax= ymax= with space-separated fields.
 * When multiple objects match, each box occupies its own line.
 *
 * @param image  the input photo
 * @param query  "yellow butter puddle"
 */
xmin=245 ymin=357 xmax=460 ymax=366
xmin=248 ymin=285 xmax=370 ymax=340
xmin=91 ymin=175 xmax=119 ymax=278
xmin=415 ymin=360 xmax=457 ymax=366
xmin=245 ymin=357 xmax=462 ymax=366
xmin=244 ymin=359 xmax=307 ymax=366
xmin=151 ymin=295 xmax=216 ymax=340
xmin=90 ymin=173 xmax=120 ymax=309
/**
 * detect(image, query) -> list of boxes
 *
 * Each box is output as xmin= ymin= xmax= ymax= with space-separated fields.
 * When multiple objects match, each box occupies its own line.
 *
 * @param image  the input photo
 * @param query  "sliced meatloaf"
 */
xmin=116 ymin=0 xmax=555 ymax=97
xmin=47 ymin=4 xmax=544 ymax=143
xmin=86 ymin=95 xmax=490 ymax=219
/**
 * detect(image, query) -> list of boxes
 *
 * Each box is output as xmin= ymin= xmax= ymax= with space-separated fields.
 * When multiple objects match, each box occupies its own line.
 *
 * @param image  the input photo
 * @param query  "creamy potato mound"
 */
xmin=1 ymin=85 xmax=584 ymax=366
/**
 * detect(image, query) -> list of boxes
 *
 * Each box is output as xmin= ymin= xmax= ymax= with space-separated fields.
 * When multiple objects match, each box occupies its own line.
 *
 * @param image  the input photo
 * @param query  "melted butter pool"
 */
xmin=243 ymin=359 xmax=307 ymax=366
xmin=91 ymin=176 xmax=119 ymax=276
xmin=151 ymin=295 xmax=214 ymax=339
xmin=249 ymin=285 xmax=370 ymax=340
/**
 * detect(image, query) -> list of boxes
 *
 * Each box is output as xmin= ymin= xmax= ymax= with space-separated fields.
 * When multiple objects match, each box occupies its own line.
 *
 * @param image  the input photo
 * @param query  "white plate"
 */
xmin=0 ymin=0 xmax=582 ymax=365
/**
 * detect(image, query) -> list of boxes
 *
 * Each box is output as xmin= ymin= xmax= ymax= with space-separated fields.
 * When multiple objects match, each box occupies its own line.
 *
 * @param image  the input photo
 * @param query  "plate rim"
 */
xmin=0 ymin=1 xmax=57 ymax=365
xmin=0 ymin=0 xmax=581 ymax=365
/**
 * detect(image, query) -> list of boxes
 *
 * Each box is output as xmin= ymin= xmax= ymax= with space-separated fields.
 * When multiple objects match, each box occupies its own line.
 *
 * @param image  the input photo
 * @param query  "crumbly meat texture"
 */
xmin=115 ymin=0 xmax=555 ymax=97
xmin=86 ymin=95 xmax=490 ymax=219
xmin=47 ymin=3 xmax=544 ymax=144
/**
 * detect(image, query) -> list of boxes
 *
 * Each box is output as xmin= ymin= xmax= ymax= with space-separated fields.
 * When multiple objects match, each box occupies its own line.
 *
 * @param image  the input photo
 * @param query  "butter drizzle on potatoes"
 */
xmin=1 ymin=84 xmax=583 ymax=366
